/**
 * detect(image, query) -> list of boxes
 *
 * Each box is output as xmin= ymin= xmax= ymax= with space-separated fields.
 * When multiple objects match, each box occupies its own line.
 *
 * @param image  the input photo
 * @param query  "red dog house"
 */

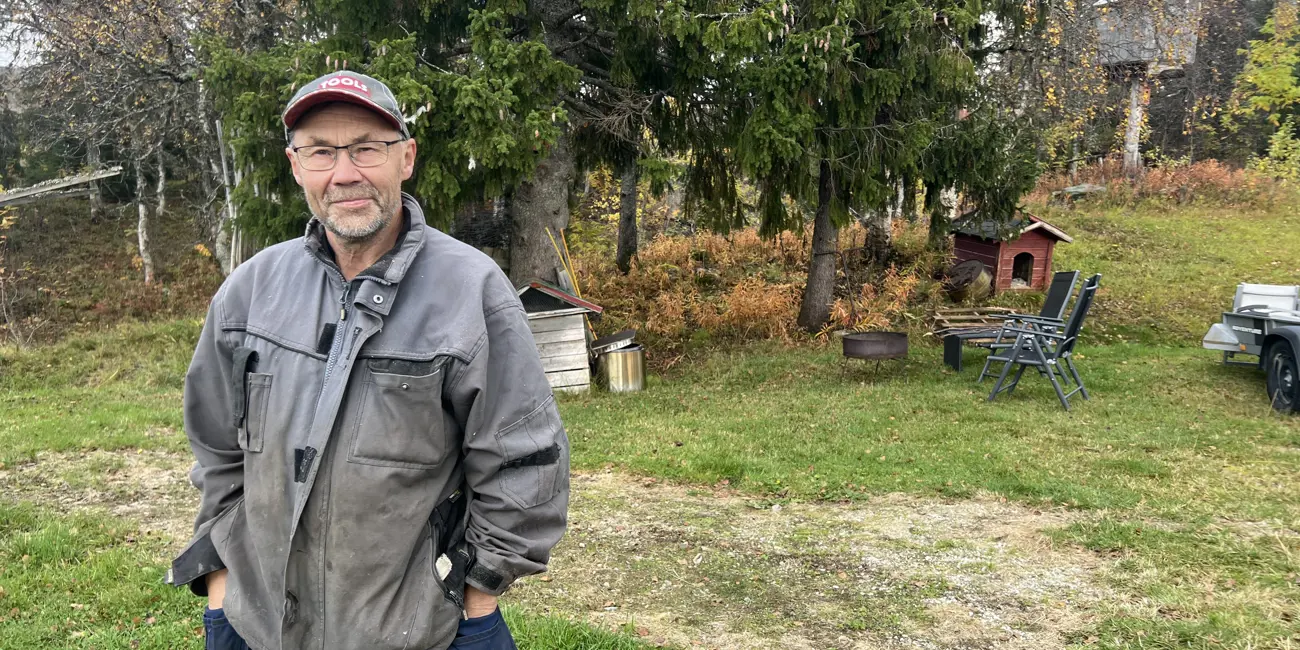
xmin=952 ymin=212 xmax=1072 ymax=293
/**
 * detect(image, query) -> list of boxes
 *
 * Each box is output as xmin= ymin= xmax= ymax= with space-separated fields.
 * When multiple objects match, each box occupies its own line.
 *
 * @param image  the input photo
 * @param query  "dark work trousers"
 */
xmin=201 ymin=607 xmax=517 ymax=650
xmin=204 ymin=608 xmax=252 ymax=650
xmin=451 ymin=608 xmax=519 ymax=650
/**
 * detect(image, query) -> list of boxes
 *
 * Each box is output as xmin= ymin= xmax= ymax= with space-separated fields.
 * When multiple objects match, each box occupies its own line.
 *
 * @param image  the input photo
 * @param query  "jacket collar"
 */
xmin=303 ymin=192 xmax=427 ymax=285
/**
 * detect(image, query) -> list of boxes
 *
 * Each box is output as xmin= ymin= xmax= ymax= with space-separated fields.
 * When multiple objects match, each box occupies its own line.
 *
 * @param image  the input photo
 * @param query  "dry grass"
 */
xmin=1030 ymin=158 xmax=1292 ymax=208
xmin=577 ymin=223 xmax=945 ymax=363
xmin=0 ymin=450 xmax=1134 ymax=650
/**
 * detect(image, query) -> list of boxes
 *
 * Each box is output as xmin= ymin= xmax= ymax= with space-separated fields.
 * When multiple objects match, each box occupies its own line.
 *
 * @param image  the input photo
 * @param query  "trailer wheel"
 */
xmin=1266 ymin=341 xmax=1299 ymax=413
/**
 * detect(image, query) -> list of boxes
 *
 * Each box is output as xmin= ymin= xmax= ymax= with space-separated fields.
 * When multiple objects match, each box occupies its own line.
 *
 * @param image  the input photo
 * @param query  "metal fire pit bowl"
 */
xmin=841 ymin=332 xmax=909 ymax=361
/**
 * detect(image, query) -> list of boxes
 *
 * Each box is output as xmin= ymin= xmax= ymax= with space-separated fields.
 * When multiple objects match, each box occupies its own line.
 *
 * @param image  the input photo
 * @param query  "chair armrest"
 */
xmin=1008 ymin=315 xmax=1066 ymax=326
xmin=1001 ymin=326 xmax=1068 ymax=340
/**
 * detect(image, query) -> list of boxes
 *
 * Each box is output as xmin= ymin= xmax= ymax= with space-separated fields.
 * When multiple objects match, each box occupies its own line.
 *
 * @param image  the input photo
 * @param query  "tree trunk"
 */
xmin=941 ymin=186 xmax=959 ymax=222
xmin=213 ymin=125 xmax=236 ymax=275
xmin=135 ymin=158 xmax=155 ymax=285
xmin=196 ymin=87 xmax=232 ymax=273
xmin=615 ymin=157 xmax=640 ymax=274
xmin=797 ymin=160 xmax=837 ymax=332
xmin=508 ymin=0 xmax=581 ymax=286
xmin=1124 ymin=75 xmax=1146 ymax=177
xmin=861 ymin=207 xmax=892 ymax=266
xmin=213 ymin=118 xmax=243 ymax=275
xmin=509 ymin=132 xmax=575 ymax=285
xmin=1068 ymin=137 xmax=1081 ymax=184
xmin=927 ymin=183 xmax=955 ymax=251
xmin=87 ymin=143 xmax=104 ymax=224
xmin=155 ymin=146 xmax=166 ymax=220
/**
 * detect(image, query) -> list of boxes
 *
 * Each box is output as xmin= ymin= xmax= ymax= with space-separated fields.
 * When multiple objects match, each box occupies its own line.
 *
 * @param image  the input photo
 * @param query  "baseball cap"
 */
xmin=282 ymin=71 xmax=410 ymax=140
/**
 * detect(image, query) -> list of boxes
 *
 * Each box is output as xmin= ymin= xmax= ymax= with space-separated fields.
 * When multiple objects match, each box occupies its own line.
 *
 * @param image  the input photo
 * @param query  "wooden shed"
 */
xmin=951 ymin=212 xmax=1073 ymax=293
xmin=517 ymin=281 xmax=603 ymax=393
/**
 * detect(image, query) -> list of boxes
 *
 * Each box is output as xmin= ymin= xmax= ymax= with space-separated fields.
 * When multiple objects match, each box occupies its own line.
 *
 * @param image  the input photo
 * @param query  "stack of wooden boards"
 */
xmin=932 ymin=307 xmax=1017 ymax=371
xmin=931 ymin=307 xmax=1014 ymax=344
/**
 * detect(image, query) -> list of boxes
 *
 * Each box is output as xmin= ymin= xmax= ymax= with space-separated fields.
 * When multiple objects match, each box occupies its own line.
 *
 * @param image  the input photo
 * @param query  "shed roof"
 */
xmin=516 ymin=280 xmax=604 ymax=316
xmin=952 ymin=211 xmax=1073 ymax=244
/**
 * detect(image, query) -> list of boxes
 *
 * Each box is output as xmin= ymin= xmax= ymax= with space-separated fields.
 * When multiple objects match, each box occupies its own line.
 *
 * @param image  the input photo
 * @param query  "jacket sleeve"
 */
xmin=168 ymin=290 xmax=245 ymax=596
xmin=447 ymin=285 xmax=571 ymax=597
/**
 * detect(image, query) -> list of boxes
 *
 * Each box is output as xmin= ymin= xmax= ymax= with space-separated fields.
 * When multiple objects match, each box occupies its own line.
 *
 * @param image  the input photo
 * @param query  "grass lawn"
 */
xmin=0 ymin=502 xmax=651 ymax=649
xmin=3 ymin=320 xmax=1297 ymax=648
xmin=1 ymin=201 xmax=1298 ymax=649
xmin=1037 ymin=203 xmax=1300 ymax=346
xmin=0 ymin=327 xmax=662 ymax=647
xmin=560 ymin=341 xmax=1299 ymax=647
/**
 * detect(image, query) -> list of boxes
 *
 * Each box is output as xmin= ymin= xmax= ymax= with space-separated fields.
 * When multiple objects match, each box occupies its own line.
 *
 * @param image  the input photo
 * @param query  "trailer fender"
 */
xmin=1262 ymin=327 xmax=1300 ymax=367
xmin=1262 ymin=326 xmax=1300 ymax=413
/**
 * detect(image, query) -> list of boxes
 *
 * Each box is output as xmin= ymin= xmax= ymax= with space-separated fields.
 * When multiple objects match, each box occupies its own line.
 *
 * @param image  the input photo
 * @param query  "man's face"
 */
xmin=285 ymin=103 xmax=417 ymax=243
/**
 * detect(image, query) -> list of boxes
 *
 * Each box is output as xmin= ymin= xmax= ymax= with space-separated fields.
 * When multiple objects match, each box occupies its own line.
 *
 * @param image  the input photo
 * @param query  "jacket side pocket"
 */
xmin=239 ymin=373 xmax=272 ymax=453
xmin=429 ymin=491 xmax=471 ymax=609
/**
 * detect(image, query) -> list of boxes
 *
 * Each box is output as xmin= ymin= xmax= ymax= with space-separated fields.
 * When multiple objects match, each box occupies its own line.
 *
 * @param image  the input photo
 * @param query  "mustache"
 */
xmin=325 ymin=186 xmax=379 ymax=203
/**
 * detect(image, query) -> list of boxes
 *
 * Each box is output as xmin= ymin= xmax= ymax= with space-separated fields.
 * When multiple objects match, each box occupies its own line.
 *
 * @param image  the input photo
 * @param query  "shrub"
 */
xmin=576 ymin=222 xmax=947 ymax=361
xmin=1250 ymin=119 xmax=1300 ymax=182
xmin=1029 ymin=158 xmax=1290 ymax=208
xmin=696 ymin=277 xmax=800 ymax=340
xmin=826 ymin=265 xmax=926 ymax=335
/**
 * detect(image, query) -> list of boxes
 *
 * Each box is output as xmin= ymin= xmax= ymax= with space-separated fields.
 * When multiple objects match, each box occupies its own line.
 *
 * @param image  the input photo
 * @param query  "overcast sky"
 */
xmin=0 ymin=23 xmax=35 ymax=68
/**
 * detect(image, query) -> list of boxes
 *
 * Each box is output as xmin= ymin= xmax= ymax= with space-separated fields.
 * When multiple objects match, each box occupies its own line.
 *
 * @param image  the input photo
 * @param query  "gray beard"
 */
xmin=314 ymin=191 xmax=399 ymax=243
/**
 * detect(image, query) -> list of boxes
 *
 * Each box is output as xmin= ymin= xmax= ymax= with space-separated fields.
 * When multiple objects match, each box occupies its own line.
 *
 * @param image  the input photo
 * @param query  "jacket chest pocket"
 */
xmin=239 ymin=373 xmax=273 ymax=452
xmin=347 ymin=358 xmax=448 ymax=469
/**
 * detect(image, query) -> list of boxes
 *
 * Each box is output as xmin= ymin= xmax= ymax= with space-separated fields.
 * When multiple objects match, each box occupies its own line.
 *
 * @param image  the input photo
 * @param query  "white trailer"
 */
xmin=1202 ymin=283 xmax=1300 ymax=412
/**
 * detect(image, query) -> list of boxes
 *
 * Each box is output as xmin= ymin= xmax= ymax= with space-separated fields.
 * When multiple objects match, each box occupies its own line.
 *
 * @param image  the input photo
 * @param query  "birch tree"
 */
xmin=2 ymin=0 xmax=246 ymax=277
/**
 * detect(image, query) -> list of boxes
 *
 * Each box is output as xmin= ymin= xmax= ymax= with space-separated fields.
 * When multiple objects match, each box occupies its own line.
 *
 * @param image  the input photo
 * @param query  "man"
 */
xmin=168 ymin=71 xmax=570 ymax=650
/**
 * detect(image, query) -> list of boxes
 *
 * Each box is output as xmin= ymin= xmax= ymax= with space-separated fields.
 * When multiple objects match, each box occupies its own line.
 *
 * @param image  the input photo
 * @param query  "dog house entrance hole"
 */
xmin=1011 ymin=252 xmax=1034 ymax=287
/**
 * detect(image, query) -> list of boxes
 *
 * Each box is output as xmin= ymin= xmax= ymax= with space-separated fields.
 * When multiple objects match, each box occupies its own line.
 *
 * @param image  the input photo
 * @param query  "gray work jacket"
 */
xmin=167 ymin=193 xmax=570 ymax=650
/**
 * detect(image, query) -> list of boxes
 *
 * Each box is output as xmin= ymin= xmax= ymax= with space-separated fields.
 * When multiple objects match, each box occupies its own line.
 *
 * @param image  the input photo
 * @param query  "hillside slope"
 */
xmin=1 ymin=197 xmax=223 ymax=346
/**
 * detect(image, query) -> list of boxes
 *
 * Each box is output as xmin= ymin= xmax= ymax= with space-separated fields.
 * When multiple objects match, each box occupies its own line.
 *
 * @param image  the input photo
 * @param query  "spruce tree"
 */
xmin=674 ymin=0 xmax=1042 ymax=331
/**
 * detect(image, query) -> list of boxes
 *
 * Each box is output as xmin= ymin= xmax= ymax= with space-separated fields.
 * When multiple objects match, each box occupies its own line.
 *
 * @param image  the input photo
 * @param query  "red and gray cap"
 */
xmin=282 ymin=71 xmax=410 ymax=139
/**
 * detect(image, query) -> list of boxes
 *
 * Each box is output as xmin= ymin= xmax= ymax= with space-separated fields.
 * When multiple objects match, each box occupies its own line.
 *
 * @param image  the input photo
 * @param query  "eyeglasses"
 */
xmin=291 ymin=139 xmax=407 ymax=171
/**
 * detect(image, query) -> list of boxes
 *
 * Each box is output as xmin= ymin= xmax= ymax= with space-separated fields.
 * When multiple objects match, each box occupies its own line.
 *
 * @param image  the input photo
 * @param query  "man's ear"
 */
xmin=286 ymin=147 xmax=304 ymax=186
xmin=400 ymin=138 xmax=417 ymax=181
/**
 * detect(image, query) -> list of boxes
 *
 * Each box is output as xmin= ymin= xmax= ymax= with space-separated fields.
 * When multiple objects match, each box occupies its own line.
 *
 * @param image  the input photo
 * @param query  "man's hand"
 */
xmin=463 ymin=585 xmax=498 ymax=618
xmin=207 ymin=569 xmax=229 ymax=610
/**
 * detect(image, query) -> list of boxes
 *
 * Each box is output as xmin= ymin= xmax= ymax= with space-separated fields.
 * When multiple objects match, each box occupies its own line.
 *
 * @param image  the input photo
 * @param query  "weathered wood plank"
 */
xmin=938 ymin=314 xmax=1006 ymax=322
xmin=546 ymin=368 xmax=590 ymax=388
xmin=542 ymin=352 xmax=588 ymax=373
xmin=528 ymin=314 xmax=585 ymax=334
xmin=0 ymin=188 xmax=92 ymax=208
xmin=934 ymin=307 xmax=1013 ymax=314
xmin=531 ymin=327 xmax=586 ymax=345
xmin=538 ymin=339 xmax=587 ymax=359
xmin=0 ymin=167 xmax=123 ymax=208
xmin=525 ymin=307 xmax=590 ymax=321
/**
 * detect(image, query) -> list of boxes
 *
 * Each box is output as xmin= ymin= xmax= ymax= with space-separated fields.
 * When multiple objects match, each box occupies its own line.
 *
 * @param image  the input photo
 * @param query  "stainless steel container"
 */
xmin=598 ymin=345 xmax=645 ymax=392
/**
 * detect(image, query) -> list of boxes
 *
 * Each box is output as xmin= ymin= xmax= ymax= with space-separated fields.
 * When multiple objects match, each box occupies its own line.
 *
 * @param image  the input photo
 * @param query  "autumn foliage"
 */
xmin=575 ymin=220 xmax=947 ymax=361
xmin=1030 ymin=158 xmax=1290 ymax=207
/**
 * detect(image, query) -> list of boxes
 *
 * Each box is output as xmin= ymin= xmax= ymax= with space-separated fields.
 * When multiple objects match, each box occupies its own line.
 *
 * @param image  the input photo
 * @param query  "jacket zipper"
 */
xmin=314 ymin=277 xmax=352 ymax=416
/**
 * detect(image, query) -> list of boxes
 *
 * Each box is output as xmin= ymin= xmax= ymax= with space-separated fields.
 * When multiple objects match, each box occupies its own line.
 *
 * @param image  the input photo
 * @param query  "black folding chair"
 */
xmin=974 ymin=270 xmax=1080 ymax=380
xmin=984 ymin=274 xmax=1101 ymax=411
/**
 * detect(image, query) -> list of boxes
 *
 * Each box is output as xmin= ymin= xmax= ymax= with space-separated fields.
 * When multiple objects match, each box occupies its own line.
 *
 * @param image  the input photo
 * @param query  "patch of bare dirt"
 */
xmin=0 ymin=448 xmax=196 ymax=542
xmin=512 ymin=472 xmax=1121 ymax=650
xmin=2 ymin=453 xmax=1126 ymax=649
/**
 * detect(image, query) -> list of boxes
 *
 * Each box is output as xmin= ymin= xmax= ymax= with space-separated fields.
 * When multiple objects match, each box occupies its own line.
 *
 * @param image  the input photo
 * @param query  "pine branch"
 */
xmin=569 ymin=21 xmax=617 ymax=41
xmin=552 ymin=33 xmax=592 ymax=55
xmin=577 ymin=60 xmax=612 ymax=79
